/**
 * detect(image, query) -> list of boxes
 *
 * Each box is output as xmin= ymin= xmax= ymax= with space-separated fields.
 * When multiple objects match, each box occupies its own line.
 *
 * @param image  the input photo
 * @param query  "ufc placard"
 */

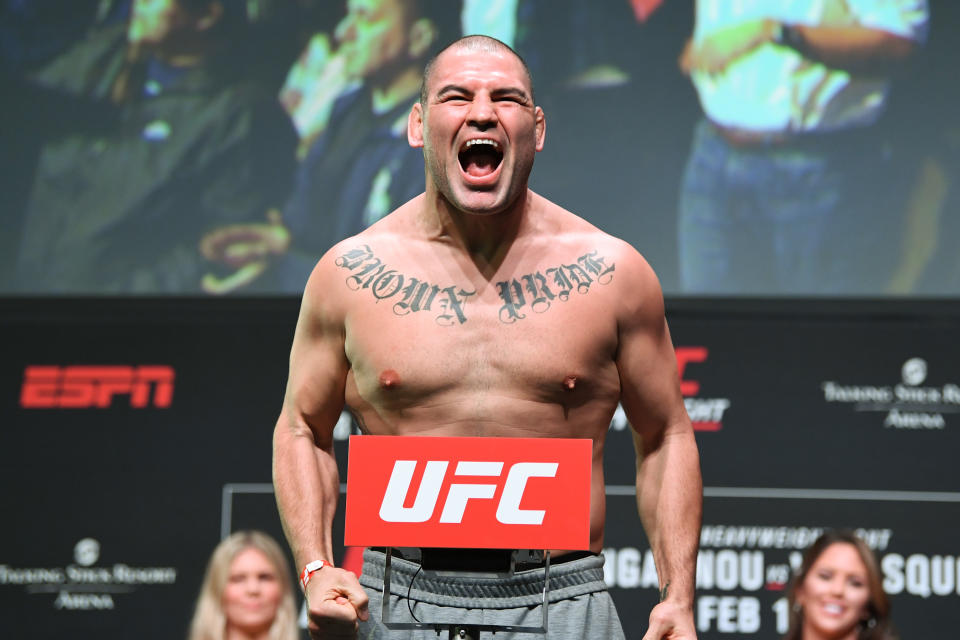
xmin=345 ymin=435 xmax=592 ymax=550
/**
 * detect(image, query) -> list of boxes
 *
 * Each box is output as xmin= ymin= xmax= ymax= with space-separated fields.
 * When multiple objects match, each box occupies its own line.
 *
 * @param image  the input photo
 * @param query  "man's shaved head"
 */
xmin=419 ymin=35 xmax=535 ymax=106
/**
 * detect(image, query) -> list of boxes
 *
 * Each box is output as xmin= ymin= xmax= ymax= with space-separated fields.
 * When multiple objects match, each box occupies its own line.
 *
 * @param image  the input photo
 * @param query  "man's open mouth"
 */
xmin=458 ymin=138 xmax=503 ymax=177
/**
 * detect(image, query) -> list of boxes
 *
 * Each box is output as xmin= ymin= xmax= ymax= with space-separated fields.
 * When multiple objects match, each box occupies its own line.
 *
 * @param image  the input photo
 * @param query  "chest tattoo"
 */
xmin=495 ymin=250 xmax=616 ymax=323
xmin=335 ymin=245 xmax=476 ymax=325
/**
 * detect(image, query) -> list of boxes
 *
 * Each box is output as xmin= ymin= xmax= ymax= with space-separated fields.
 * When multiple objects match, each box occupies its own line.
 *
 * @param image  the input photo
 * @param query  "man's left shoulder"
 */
xmin=533 ymin=192 xmax=656 ymax=270
xmin=541 ymin=196 xmax=633 ymax=245
xmin=568 ymin=228 xmax=662 ymax=309
xmin=590 ymin=235 xmax=660 ymax=303
xmin=565 ymin=224 xmax=655 ymax=283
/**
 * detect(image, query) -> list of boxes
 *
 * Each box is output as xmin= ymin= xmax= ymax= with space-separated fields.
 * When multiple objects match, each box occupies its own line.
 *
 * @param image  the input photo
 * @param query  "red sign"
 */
xmin=20 ymin=365 xmax=175 ymax=409
xmin=676 ymin=346 xmax=708 ymax=396
xmin=675 ymin=346 xmax=729 ymax=432
xmin=345 ymin=436 xmax=591 ymax=550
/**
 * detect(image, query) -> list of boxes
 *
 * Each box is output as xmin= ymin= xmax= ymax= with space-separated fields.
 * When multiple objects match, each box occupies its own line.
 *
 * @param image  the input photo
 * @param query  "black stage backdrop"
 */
xmin=1 ymin=298 xmax=957 ymax=638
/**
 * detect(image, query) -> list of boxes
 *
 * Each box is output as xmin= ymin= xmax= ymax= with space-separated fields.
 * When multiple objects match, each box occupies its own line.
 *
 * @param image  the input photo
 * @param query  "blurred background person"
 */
xmin=201 ymin=0 xmax=461 ymax=294
xmin=10 ymin=0 xmax=297 ymax=294
xmin=883 ymin=0 xmax=960 ymax=295
xmin=678 ymin=0 xmax=928 ymax=295
xmin=277 ymin=31 xmax=358 ymax=158
xmin=188 ymin=530 xmax=299 ymax=640
xmin=0 ymin=0 xmax=117 ymax=289
xmin=785 ymin=529 xmax=897 ymax=640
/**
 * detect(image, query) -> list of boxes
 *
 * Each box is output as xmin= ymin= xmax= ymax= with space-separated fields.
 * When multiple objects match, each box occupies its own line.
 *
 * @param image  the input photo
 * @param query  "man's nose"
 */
xmin=467 ymin=97 xmax=498 ymax=129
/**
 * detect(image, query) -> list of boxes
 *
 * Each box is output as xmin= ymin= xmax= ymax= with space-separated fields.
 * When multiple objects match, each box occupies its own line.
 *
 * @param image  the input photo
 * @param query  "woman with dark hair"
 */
xmin=785 ymin=529 xmax=896 ymax=640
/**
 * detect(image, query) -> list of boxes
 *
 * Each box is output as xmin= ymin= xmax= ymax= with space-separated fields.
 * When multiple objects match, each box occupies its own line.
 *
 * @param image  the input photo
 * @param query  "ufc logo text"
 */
xmin=379 ymin=460 xmax=558 ymax=525
xmin=345 ymin=436 xmax=591 ymax=550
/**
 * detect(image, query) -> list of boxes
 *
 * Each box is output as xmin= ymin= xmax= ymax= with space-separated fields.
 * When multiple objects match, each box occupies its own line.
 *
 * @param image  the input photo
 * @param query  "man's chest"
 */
xmin=342 ymin=282 xmax=620 ymax=407
xmin=332 ymin=241 xmax=623 ymax=407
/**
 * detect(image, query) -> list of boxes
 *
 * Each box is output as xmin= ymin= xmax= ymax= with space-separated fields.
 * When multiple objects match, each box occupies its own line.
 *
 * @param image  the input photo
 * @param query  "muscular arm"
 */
xmin=273 ymin=281 xmax=345 ymax=567
xmin=615 ymin=250 xmax=702 ymax=639
xmin=272 ymin=252 xmax=368 ymax=635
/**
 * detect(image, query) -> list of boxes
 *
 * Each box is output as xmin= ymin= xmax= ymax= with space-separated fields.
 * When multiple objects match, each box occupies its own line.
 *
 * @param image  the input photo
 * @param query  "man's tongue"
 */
xmin=461 ymin=148 xmax=500 ymax=177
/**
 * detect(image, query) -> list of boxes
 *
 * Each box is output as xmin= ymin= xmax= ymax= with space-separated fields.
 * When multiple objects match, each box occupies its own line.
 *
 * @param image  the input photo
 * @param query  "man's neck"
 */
xmin=370 ymin=66 xmax=422 ymax=115
xmin=421 ymin=189 xmax=537 ymax=272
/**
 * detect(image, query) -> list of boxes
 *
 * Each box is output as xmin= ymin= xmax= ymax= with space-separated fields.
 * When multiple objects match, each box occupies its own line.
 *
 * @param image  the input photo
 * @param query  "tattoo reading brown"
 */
xmin=335 ymin=245 xmax=476 ymax=326
xmin=495 ymin=250 xmax=615 ymax=323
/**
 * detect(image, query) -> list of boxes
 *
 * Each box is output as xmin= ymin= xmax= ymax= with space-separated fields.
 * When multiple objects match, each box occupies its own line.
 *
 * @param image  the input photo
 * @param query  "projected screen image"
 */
xmin=1 ymin=0 xmax=955 ymax=297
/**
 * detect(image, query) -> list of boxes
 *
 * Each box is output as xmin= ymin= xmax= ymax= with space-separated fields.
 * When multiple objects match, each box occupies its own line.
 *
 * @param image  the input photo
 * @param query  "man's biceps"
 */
xmin=620 ymin=392 xmax=658 ymax=435
xmin=622 ymin=378 xmax=685 ymax=437
xmin=289 ymin=345 xmax=348 ymax=393
xmin=617 ymin=333 xmax=660 ymax=375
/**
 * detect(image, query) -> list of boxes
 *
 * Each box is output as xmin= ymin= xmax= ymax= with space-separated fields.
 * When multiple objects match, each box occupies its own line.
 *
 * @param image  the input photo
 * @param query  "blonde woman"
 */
xmin=189 ymin=530 xmax=299 ymax=640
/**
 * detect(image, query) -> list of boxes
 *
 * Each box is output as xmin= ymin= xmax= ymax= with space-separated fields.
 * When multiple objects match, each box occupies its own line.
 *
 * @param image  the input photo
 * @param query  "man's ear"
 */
xmin=195 ymin=0 xmax=224 ymax=32
xmin=534 ymin=106 xmax=546 ymax=152
xmin=407 ymin=18 xmax=436 ymax=59
xmin=408 ymin=102 xmax=424 ymax=148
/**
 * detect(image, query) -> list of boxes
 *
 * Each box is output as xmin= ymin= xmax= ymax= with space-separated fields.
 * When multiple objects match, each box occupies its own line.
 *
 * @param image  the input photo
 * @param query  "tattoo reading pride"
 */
xmin=495 ymin=250 xmax=615 ymax=323
xmin=335 ymin=245 xmax=475 ymax=326
xmin=335 ymin=245 xmax=615 ymax=325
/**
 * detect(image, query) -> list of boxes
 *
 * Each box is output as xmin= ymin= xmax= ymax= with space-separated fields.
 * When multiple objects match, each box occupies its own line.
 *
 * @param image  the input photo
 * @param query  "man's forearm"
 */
xmin=273 ymin=421 xmax=341 ymax=570
xmin=636 ymin=428 xmax=702 ymax=607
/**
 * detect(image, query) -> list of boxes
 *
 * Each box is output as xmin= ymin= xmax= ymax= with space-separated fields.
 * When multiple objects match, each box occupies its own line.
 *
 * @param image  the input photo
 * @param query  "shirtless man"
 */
xmin=273 ymin=35 xmax=701 ymax=639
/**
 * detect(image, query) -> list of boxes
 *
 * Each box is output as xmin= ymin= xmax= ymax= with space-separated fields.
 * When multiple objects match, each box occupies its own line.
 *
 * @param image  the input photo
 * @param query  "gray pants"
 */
xmin=357 ymin=549 xmax=625 ymax=639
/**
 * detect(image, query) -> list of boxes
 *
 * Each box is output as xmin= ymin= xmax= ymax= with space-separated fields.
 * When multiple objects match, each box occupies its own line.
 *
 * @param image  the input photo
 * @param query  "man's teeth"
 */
xmin=464 ymin=139 xmax=501 ymax=150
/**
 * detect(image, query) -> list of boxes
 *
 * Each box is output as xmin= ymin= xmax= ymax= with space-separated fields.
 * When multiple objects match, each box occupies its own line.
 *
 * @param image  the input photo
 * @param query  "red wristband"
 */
xmin=299 ymin=559 xmax=331 ymax=591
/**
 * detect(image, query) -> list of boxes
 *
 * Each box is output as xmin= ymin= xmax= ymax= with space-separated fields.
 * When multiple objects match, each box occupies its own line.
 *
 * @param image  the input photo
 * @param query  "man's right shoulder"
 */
xmin=313 ymin=196 xmax=421 ymax=268
xmin=305 ymin=195 xmax=424 ymax=300
xmin=303 ymin=228 xmax=398 ymax=299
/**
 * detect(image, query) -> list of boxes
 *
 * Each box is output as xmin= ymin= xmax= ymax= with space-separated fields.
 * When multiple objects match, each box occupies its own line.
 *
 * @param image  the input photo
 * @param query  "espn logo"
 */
xmin=380 ymin=460 xmax=558 ymax=525
xmin=20 ymin=366 xmax=175 ymax=409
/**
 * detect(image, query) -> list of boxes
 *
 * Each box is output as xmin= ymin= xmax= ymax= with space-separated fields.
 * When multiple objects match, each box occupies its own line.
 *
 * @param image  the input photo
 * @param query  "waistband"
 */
xmin=368 ymin=547 xmax=594 ymax=573
xmin=359 ymin=548 xmax=609 ymax=608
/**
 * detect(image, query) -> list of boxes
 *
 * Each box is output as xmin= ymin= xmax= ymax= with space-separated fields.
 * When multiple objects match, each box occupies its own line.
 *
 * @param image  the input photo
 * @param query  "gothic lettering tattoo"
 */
xmin=496 ymin=250 xmax=615 ymax=324
xmin=335 ymin=245 xmax=476 ymax=326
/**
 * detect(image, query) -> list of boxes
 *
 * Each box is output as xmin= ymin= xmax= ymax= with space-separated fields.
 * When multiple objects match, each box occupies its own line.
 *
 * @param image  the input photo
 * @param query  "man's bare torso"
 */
xmin=323 ymin=194 xmax=642 ymax=551
xmin=276 ymin=39 xmax=699 ymax=637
